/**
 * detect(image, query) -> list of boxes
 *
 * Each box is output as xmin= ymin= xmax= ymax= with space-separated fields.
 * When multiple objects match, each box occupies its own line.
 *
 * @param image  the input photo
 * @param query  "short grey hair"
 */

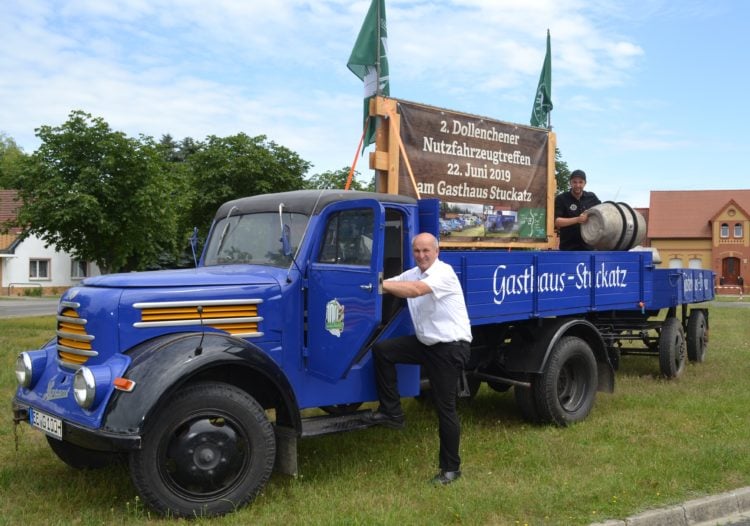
xmin=412 ymin=232 xmax=439 ymax=249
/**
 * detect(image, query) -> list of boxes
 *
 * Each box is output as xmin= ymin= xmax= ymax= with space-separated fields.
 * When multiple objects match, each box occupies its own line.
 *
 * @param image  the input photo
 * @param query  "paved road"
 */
xmin=0 ymin=298 xmax=59 ymax=318
xmin=710 ymin=300 xmax=750 ymax=308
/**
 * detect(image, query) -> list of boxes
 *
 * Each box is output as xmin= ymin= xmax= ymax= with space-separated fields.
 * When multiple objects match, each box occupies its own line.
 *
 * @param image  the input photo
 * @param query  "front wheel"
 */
xmin=129 ymin=382 xmax=276 ymax=518
xmin=533 ymin=336 xmax=597 ymax=426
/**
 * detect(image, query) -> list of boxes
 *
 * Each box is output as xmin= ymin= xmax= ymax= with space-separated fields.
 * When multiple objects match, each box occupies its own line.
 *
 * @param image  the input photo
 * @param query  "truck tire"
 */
xmin=659 ymin=317 xmax=686 ymax=378
xmin=129 ymin=382 xmax=276 ymax=517
xmin=46 ymin=436 xmax=121 ymax=469
xmin=686 ymin=310 xmax=707 ymax=363
xmin=533 ymin=336 xmax=597 ymax=426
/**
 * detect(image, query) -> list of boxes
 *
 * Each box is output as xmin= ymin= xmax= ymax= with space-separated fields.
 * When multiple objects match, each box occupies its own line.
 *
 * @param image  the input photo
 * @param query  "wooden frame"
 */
xmin=368 ymin=96 xmax=557 ymax=249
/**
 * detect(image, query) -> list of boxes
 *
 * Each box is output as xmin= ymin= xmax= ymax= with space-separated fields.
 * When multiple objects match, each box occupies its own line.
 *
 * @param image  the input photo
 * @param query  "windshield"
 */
xmin=203 ymin=212 xmax=309 ymax=267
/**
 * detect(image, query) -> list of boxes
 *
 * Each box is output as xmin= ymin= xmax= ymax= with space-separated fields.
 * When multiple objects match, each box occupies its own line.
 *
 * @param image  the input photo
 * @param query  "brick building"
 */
xmin=647 ymin=190 xmax=750 ymax=294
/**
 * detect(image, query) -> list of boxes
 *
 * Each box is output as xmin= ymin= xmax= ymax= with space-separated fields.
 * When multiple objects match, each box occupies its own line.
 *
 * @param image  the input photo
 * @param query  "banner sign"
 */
xmin=396 ymin=100 xmax=550 ymax=242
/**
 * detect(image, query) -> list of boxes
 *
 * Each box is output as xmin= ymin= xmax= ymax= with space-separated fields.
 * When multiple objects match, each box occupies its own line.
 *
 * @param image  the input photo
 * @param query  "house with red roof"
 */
xmin=1 ymin=190 xmax=101 ymax=296
xmin=647 ymin=189 xmax=750 ymax=294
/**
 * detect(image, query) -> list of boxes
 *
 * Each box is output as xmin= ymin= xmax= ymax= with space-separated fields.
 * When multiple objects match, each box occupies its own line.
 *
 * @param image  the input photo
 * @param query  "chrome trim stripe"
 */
xmin=232 ymin=332 xmax=264 ymax=338
xmin=60 ymin=300 xmax=81 ymax=309
xmin=56 ymin=330 xmax=95 ymax=342
xmin=57 ymin=315 xmax=87 ymax=325
xmin=133 ymin=299 xmax=263 ymax=309
xmin=133 ymin=316 xmax=263 ymax=328
xmin=56 ymin=344 xmax=99 ymax=357
xmin=59 ymin=360 xmax=83 ymax=370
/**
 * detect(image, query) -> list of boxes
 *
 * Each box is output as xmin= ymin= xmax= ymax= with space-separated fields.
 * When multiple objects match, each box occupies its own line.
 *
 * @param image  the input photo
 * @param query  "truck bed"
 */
xmin=439 ymin=250 xmax=714 ymax=324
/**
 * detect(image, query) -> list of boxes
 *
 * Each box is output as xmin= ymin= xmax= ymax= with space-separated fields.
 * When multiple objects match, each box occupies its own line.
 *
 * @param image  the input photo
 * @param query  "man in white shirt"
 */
xmin=365 ymin=232 xmax=472 ymax=485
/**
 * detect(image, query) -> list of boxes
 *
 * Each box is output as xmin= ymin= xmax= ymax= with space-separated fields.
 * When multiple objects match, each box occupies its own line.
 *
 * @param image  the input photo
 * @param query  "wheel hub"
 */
xmin=165 ymin=417 xmax=248 ymax=494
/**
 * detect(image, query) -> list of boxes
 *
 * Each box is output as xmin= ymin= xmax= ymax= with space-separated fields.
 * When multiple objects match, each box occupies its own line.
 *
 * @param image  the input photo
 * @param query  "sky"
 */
xmin=1 ymin=0 xmax=748 ymax=208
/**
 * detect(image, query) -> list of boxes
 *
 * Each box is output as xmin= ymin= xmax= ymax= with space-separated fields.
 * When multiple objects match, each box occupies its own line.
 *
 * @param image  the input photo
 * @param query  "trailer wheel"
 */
xmin=533 ymin=336 xmax=597 ymax=426
xmin=46 ymin=436 xmax=121 ymax=469
xmin=686 ymin=310 xmax=708 ymax=363
xmin=659 ymin=317 xmax=686 ymax=378
xmin=129 ymin=382 xmax=276 ymax=517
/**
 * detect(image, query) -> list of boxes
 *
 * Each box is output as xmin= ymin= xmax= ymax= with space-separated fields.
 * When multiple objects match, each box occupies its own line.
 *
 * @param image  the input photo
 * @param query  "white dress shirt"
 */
xmin=388 ymin=258 xmax=472 ymax=345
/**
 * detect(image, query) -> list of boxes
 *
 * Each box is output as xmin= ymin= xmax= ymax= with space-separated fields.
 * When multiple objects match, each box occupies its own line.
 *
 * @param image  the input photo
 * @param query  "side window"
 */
xmin=317 ymin=208 xmax=374 ymax=266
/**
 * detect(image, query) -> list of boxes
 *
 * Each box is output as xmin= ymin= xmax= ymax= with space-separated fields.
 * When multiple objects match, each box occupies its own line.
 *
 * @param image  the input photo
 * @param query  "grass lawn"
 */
xmin=1 ymin=306 xmax=749 ymax=525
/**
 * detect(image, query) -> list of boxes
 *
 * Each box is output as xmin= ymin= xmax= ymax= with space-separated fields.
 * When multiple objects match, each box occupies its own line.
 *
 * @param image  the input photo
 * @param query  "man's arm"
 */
xmin=382 ymin=279 xmax=432 ymax=298
xmin=555 ymin=214 xmax=588 ymax=229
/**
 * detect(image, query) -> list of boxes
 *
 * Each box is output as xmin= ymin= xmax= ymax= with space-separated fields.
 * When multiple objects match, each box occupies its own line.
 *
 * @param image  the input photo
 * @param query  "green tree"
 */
xmin=0 ymin=133 xmax=27 ymax=188
xmin=304 ymin=166 xmax=372 ymax=191
xmin=9 ymin=111 xmax=189 ymax=273
xmin=186 ymin=133 xmax=311 ymax=236
xmin=554 ymin=147 xmax=571 ymax=195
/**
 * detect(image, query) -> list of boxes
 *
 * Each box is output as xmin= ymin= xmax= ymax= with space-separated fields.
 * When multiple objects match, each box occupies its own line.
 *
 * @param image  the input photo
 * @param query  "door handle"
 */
xmin=360 ymin=283 xmax=373 ymax=292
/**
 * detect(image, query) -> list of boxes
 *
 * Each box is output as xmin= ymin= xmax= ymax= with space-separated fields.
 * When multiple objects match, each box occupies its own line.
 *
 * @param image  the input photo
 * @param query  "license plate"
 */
xmin=30 ymin=408 xmax=63 ymax=440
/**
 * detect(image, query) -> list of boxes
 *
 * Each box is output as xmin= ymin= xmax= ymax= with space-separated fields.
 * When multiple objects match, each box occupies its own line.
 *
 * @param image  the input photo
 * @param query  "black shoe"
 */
xmin=363 ymin=410 xmax=405 ymax=429
xmin=431 ymin=470 xmax=461 ymax=486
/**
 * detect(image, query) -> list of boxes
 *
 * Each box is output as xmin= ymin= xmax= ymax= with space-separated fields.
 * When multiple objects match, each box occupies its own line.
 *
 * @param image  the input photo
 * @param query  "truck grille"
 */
xmin=56 ymin=301 xmax=97 ymax=369
xmin=133 ymin=299 xmax=264 ymax=338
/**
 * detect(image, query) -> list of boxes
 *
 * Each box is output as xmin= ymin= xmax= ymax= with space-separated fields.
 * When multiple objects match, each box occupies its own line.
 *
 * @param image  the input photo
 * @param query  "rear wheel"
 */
xmin=533 ymin=336 xmax=597 ymax=426
xmin=659 ymin=317 xmax=686 ymax=378
xmin=129 ymin=382 xmax=275 ymax=517
xmin=686 ymin=310 xmax=708 ymax=363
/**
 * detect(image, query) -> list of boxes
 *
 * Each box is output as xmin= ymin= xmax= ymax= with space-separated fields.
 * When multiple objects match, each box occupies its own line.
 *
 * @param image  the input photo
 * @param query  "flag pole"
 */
xmin=345 ymin=117 xmax=369 ymax=190
xmin=375 ymin=0 xmax=381 ymax=97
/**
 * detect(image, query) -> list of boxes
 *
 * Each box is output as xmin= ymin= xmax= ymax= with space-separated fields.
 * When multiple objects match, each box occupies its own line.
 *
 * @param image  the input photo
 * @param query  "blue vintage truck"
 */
xmin=12 ymin=189 xmax=713 ymax=517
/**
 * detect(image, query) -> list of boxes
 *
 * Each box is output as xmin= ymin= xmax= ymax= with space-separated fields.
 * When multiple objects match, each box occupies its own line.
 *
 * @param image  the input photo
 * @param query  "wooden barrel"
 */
xmin=580 ymin=201 xmax=646 ymax=251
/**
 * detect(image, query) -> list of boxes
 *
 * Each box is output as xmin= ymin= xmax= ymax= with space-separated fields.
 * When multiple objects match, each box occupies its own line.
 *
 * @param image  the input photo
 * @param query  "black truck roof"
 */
xmin=214 ymin=190 xmax=417 ymax=220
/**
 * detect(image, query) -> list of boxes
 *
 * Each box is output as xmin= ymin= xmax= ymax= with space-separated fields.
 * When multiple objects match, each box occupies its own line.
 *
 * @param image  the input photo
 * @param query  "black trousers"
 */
xmin=372 ymin=335 xmax=471 ymax=472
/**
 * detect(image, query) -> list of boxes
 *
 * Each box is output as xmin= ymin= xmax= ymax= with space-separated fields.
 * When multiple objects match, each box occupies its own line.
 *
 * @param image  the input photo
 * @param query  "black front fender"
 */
xmin=101 ymin=333 xmax=300 ymax=440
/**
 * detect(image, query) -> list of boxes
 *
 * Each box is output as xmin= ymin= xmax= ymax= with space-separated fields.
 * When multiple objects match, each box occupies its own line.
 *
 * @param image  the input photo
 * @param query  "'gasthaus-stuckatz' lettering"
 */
xmin=492 ymin=262 xmax=628 ymax=305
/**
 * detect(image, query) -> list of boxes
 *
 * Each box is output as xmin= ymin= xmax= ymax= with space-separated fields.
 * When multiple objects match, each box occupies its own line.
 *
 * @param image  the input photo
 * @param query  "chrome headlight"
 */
xmin=73 ymin=366 xmax=112 ymax=409
xmin=73 ymin=367 xmax=96 ymax=408
xmin=15 ymin=351 xmax=46 ymax=388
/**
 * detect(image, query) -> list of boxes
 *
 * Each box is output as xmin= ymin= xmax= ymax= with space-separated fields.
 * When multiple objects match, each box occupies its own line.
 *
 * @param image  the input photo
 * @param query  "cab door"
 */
xmin=306 ymin=200 xmax=384 ymax=381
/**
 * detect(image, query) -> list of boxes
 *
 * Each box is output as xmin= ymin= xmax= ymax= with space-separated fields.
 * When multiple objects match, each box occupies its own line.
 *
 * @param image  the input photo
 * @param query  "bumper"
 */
xmin=12 ymin=400 xmax=142 ymax=452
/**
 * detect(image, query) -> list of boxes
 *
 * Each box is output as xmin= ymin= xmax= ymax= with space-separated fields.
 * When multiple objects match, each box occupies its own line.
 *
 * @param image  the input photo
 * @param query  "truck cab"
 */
xmin=13 ymin=190 xmax=428 ymax=517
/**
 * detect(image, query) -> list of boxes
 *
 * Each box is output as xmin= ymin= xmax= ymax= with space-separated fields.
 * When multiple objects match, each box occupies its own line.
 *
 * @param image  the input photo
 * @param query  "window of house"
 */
xmin=688 ymin=258 xmax=702 ymax=269
xmin=29 ymin=259 xmax=50 ymax=280
xmin=734 ymin=223 xmax=743 ymax=238
xmin=720 ymin=223 xmax=729 ymax=238
xmin=71 ymin=259 xmax=88 ymax=279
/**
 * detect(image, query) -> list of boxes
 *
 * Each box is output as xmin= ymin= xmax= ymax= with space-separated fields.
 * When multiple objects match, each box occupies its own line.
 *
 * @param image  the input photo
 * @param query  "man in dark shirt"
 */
xmin=554 ymin=169 xmax=601 ymax=250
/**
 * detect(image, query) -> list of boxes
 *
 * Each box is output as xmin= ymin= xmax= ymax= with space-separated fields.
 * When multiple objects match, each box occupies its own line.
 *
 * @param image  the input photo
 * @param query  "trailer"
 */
xmin=12 ymin=190 xmax=713 ymax=517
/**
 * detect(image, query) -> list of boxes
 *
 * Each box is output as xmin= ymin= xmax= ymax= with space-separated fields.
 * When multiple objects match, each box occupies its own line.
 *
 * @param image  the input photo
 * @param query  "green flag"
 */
xmin=530 ymin=30 xmax=553 ymax=128
xmin=347 ymin=0 xmax=389 ymax=149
